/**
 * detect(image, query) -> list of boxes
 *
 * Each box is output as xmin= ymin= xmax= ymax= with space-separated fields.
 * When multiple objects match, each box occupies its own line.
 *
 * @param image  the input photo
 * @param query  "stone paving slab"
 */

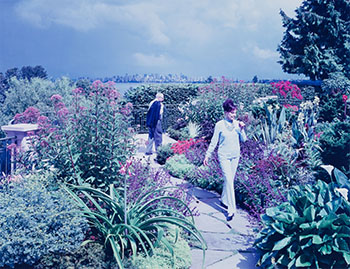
xmin=190 ymin=249 xmax=237 ymax=269
xmin=206 ymin=251 xmax=259 ymax=269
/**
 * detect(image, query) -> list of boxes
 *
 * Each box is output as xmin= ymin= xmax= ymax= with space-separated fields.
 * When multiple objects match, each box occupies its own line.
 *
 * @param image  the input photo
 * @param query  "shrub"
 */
xmin=0 ymin=76 xmax=74 ymax=127
xmin=156 ymin=143 xmax=174 ymax=165
xmin=319 ymin=72 xmax=350 ymax=122
xmin=35 ymin=242 xmax=114 ymax=269
xmin=317 ymin=119 xmax=350 ymax=177
xmin=185 ymin=164 xmax=223 ymax=194
xmin=126 ymin=158 xmax=197 ymax=216
xmin=16 ymin=80 xmax=134 ymax=191
xmin=0 ymin=173 xmax=87 ymax=268
xmin=184 ymin=139 xmax=208 ymax=167
xmin=255 ymin=180 xmax=350 ymax=269
xmin=124 ymin=84 xmax=199 ymax=106
xmin=126 ymin=228 xmax=192 ymax=269
xmin=186 ymin=80 xmax=273 ymax=139
xmin=164 ymin=154 xmax=196 ymax=178
xmin=167 ymin=126 xmax=190 ymax=141
xmin=65 ymin=183 xmax=206 ymax=269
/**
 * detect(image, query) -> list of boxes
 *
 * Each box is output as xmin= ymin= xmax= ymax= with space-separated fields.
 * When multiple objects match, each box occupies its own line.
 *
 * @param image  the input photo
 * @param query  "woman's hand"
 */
xmin=238 ymin=121 xmax=245 ymax=129
xmin=203 ymin=156 xmax=209 ymax=166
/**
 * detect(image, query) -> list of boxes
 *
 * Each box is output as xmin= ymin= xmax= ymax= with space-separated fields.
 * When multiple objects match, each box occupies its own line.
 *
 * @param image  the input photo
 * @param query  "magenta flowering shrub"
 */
xmin=271 ymin=81 xmax=303 ymax=104
xmin=236 ymin=140 xmax=290 ymax=220
xmin=16 ymin=80 xmax=135 ymax=190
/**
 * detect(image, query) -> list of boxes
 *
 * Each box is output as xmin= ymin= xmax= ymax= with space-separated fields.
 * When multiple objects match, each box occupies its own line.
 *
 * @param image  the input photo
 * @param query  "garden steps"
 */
xmin=134 ymin=133 xmax=260 ymax=269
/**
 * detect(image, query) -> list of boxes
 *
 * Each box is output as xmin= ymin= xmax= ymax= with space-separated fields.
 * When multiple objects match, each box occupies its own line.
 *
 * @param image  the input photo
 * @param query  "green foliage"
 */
xmin=126 ymin=228 xmax=192 ymax=269
xmin=156 ymin=143 xmax=175 ymax=165
xmin=255 ymin=180 xmax=350 ymax=269
xmin=167 ymin=126 xmax=191 ymax=141
xmin=124 ymin=83 xmax=199 ymax=106
xmin=318 ymin=120 xmax=350 ymax=177
xmin=64 ymin=184 xmax=206 ymax=269
xmin=322 ymin=72 xmax=350 ymax=95
xmin=185 ymin=165 xmax=223 ymax=194
xmin=0 ymin=76 xmax=74 ymax=127
xmin=0 ymin=173 xmax=87 ymax=268
xmin=278 ymin=0 xmax=350 ymax=80
xmin=164 ymin=154 xmax=196 ymax=178
xmin=35 ymin=242 xmax=114 ymax=269
xmin=19 ymin=81 xmax=134 ymax=191
xmin=186 ymin=81 xmax=273 ymax=138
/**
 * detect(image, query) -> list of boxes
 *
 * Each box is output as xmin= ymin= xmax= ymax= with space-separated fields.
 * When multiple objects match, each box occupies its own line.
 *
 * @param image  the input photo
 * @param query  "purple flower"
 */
xmin=50 ymin=94 xmax=63 ymax=102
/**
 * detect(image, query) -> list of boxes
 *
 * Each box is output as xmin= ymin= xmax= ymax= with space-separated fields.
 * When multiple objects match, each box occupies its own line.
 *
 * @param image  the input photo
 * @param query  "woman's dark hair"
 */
xmin=223 ymin=98 xmax=237 ymax=112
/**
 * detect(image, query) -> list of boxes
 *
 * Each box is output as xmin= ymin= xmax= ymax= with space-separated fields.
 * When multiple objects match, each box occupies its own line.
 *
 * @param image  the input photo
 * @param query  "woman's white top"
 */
xmin=205 ymin=119 xmax=247 ymax=159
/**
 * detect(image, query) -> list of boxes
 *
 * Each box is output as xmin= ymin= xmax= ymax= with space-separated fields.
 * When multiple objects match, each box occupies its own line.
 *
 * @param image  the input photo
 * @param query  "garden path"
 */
xmin=134 ymin=133 xmax=260 ymax=269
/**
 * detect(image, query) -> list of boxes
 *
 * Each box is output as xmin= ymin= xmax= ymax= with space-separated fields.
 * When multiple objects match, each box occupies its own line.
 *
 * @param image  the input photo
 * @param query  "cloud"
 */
xmin=252 ymin=46 xmax=279 ymax=59
xmin=133 ymin=53 xmax=173 ymax=67
xmin=13 ymin=0 xmax=304 ymax=52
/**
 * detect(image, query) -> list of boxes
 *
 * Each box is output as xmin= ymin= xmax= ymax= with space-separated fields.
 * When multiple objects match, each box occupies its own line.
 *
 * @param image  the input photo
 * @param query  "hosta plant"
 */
xmin=64 ymin=184 xmax=206 ymax=269
xmin=255 ymin=180 xmax=350 ymax=268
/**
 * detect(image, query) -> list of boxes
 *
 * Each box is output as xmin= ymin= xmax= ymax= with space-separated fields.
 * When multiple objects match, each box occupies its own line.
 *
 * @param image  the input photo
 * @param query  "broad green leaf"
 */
xmin=312 ymin=235 xmax=322 ymax=245
xmin=295 ymin=254 xmax=312 ymax=267
xmin=304 ymin=205 xmax=316 ymax=222
xmin=273 ymin=237 xmax=292 ymax=251
xmin=320 ymin=244 xmax=332 ymax=255
xmin=344 ymin=252 xmax=350 ymax=265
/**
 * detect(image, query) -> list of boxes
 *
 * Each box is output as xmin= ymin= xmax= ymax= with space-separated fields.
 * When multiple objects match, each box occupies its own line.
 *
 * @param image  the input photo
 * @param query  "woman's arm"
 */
xmin=203 ymin=122 xmax=220 ymax=165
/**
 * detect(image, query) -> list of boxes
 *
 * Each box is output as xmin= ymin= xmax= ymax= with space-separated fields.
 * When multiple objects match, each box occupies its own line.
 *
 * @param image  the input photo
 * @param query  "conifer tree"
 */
xmin=278 ymin=0 xmax=350 ymax=80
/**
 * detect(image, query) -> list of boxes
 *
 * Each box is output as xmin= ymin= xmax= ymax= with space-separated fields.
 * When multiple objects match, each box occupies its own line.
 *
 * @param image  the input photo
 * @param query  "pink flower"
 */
xmin=58 ymin=108 xmax=69 ymax=118
xmin=343 ymin=94 xmax=348 ymax=102
xmin=40 ymin=140 xmax=49 ymax=147
xmin=37 ymin=116 xmax=49 ymax=124
xmin=315 ymin=132 xmax=324 ymax=139
xmin=54 ymin=102 xmax=66 ymax=109
xmin=50 ymin=94 xmax=63 ymax=102
xmin=7 ymin=143 xmax=17 ymax=150
xmin=92 ymin=80 xmax=103 ymax=89
xmin=72 ymin=87 xmax=83 ymax=95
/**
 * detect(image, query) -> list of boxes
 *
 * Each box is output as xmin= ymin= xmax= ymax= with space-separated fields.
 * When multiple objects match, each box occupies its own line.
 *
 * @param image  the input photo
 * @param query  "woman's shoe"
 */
xmin=226 ymin=213 xmax=234 ymax=221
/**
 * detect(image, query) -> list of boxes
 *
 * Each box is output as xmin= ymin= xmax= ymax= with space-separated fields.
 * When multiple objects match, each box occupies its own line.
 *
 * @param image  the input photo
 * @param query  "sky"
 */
xmin=0 ymin=0 xmax=305 ymax=81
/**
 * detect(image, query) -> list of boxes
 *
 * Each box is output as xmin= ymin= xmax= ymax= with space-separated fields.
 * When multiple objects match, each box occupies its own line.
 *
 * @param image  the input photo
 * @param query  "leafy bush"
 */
xmin=184 ymin=139 xmax=207 ymax=167
xmin=35 ymin=242 xmax=114 ymax=269
xmin=319 ymin=72 xmax=350 ymax=122
xmin=164 ymin=154 xmax=196 ymax=178
xmin=124 ymin=84 xmax=200 ymax=106
xmin=185 ymin=80 xmax=273 ymax=138
xmin=255 ymin=180 xmax=350 ymax=269
xmin=185 ymin=163 xmax=223 ymax=194
xmin=167 ymin=126 xmax=190 ymax=141
xmin=0 ymin=173 xmax=87 ymax=268
xmin=126 ymin=158 xmax=197 ymax=216
xmin=0 ymin=76 xmax=74 ymax=127
xmin=156 ymin=143 xmax=174 ymax=165
xmin=317 ymin=120 xmax=350 ymax=177
xmin=126 ymin=228 xmax=192 ymax=269
xmin=16 ymin=80 xmax=134 ymax=190
xmin=65 ymin=184 xmax=206 ymax=269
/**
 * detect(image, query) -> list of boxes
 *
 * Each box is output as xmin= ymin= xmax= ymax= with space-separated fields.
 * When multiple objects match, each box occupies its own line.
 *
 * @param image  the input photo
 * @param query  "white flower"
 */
xmin=335 ymin=188 xmax=349 ymax=201
xmin=320 ymin=165 xmax=335 ymax=176
xmin=313 ymin=96 xmax=320 ymax=106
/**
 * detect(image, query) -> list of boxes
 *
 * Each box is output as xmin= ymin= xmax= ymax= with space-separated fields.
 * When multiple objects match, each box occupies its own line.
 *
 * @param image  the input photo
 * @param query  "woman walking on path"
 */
xmin=203 ymin=98 xmax=247 ymax=221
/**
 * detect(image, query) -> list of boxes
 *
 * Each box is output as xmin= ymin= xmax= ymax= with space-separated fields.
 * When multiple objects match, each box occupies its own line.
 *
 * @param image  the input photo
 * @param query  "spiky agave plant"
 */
xmin=64 ymin=184 xmax=207 ymax=269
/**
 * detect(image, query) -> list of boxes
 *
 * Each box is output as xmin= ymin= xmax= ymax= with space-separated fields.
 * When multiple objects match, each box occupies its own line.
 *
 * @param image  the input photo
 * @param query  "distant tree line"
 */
xmin=0 ymin=65 xmax=47 ymax=103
